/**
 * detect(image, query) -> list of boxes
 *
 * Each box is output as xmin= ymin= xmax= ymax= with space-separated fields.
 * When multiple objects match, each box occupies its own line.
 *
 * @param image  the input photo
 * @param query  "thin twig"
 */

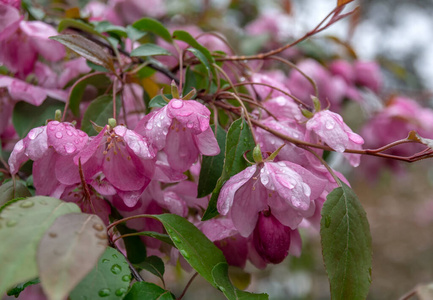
xmin=177 ymin=272 xmax=198 ymax=300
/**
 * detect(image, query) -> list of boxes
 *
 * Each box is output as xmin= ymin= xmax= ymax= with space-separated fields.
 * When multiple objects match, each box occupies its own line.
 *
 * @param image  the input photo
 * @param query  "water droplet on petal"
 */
xmin=186 ymin=122 xmax=194 ymax=129
xmin=66 ymin=130 xmax=73 ymax=136
xmin=111 ymin=264 xmax=122 ymax=274
xmin=171 ymin=99 xmax=184 ymax=109
xmin=18 ymin=201 xmax=33 ymax=209
xmin=15 ymin=140 xmax=24 ymax=152
xmin=55 ymin=132 xmax=63 ymax=139
xmin=51 ymin=121 xmax=60 ymax=125
xmin=28 ymin=128 xmax=41 ymax=140
xmin=325 ymin=120 xmax=335 ymax=130
xmin=115 ymin=288 xmax=127 ymax=296
xmin=98 ymin=288 xmax=111 ymax=297
xmin=64 ymin=143 xmax=76 ymax=154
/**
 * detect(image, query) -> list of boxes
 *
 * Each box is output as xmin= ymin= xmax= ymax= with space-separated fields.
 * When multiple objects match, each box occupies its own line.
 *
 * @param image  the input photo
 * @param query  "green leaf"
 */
xmin=50 ymin=34 xmax=115 ymax=72
xmin=81 ymin=94 xmax=121 ymax=135
xmin=202 ymin=119 xmax=255 ymax=220
xmin=212 ymin=263 xmax=268 ymax=300
xmin=0 ymin=180 xmax=32 ymax=207
xmin=198 ymin=124 xmax=227 ymax=197
xmin=37 ymin=213 xmax=107 ymax=300
xmin=131 ymin=43 xmax=173 ymax=57
xmin=149 ymin=94 xmax=171 ymax=108
xmin=151 ymin=214 xmax=226 ymax=288
xmin=185 ymin=47 xmax=213 ymax=78
xmin=0 ymin=196 xmax=81 ymax=295
xmin=123 ymin=282 xmax=174 ymax=300
xmin=128 ymin=231 xmax=174 ymax=247
xmin=70 ymin=247 xmax=132 ymax=300
xmin=132 ymin=18 xmax=172 ymax=43
xmin=69 ymin=73 xmax=111 ymax=116
xmin=115 ymin=223 xmax=147 ymax=264
xmin=12 ymin=99 xmax=65 ymax=138
xmin=86 ymin=61 xmax=109 ymax=72
xmin=182 ymin=67 xmax=197 ymax=96
xmin=94 ymin=21 xmax=127 ymax=37
xmin=136 ymin=256 xmax=165 ymax=284
xmin=320 ymin=181 xmax=372 ymax=300
xmin=6 ymin=278 xmax=40 ymax=297
xmin=126 ymin=25 xmax=147 ymax=41
xmin=58 ymin=19 xmax=106 ymax=40
xmin=172 ymin=30 xmax=215 ymax=64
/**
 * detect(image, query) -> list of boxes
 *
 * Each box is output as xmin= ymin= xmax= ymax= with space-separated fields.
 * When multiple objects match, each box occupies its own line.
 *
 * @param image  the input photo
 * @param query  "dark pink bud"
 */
xmin=253 ymin=211 xmax=291 ymax=264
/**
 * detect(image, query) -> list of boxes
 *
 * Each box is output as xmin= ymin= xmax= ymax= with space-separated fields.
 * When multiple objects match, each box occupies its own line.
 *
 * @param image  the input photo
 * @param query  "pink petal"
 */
xmin=193 ymin=126 xmax=220 ymax=156
xmin=165 ymin=126 xmax=199 ymax=172
xmin=217 ymin=165 xmax=257 ymax=215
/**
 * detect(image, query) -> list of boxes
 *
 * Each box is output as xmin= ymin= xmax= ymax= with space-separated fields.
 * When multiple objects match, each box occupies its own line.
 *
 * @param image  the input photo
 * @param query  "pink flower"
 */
xmin=286 ymin=59 xmax=347 ymax=109
xmin=0 ymin=19 xmax=65 ymax=77
xmin=75 ymin=125 xmax=155 ymax=207
xmin=253 ymin=210 xmax=292 ymax=264
xmin=354 ymin=61 xmax=382 ymax=93
xmin=201 ymin=218 xmax=248 ymax=268
xmin=8 ymin=121 xmax=89 ymax=197
xmin=249 ymin=72 xmax=290 ymax=100
xmin=217 ymin=161 xmax=327 ymax=237
xmin=135 ymin=99 xmax=220 ymax=172
xmin=306 ymin=110 xmax=364 ymax=167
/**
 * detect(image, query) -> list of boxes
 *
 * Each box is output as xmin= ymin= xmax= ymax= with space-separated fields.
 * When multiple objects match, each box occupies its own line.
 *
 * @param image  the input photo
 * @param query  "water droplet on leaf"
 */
xmin=324 ymin=216 xmax=331 ymax=228
xmin=122 ymin=275 xmax=131 ymax=282
xmin=98 ymin=288 xmax=111 ymax=297
xmin=179 ymin=249 xmax=189 ymax=259
xmin=19 ymin=200 xmax=34 ymax=208
xmin=102 ymin=259 xmax=109 ymax=263
xmin=111 ymin=264 xmax=122 ymax=274
xmin=93 ymin=223 xmax=104 ymax=231
xmin=115 ymin=288 xmax=127 ymax=296
xmin=6 ymin=220 xmax=17 ymax=227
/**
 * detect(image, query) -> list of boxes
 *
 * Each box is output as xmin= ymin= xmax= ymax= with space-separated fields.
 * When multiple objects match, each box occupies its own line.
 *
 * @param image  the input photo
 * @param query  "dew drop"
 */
xmin=115 ymin=288 xmax=127 ymax=296
xmin=179 ymin=249 xmax=189 ymax=259
xmin=102 ymin=259 xmax=110 ymax=263
xmin=64 ymin=143 xmax=77 ymax=154
xmin=51 ymin=121 xmax=60 ymax=125
xmin=325 ymin=120 xmax=335 ymax=130
xmin=28 ymin=128 xmax=40 ymax=140
xmin=171 ymin=99 xmax=184 ymax=109
xmin=121 ymin=275 xmax=131 ymax=282
xmin=15 ymin=140 xmax=24 ymax=152
xmin=93 ymin=223 xmax=104 ymax=231
xmin=171 ymin=235 xmax=181 ymax=243
xmin=6 ymin=220 xmax=17 ymax=227
xmin=66 ymin=130 xmax=73 ymax=136
xmin=111 ymin=264 xmax=122 ymax=274
xmin=39 ymin=199 xmax=48 ymax=205
xmin=186 ymin=122 xmax=193 ymax=129
xmin=19 ymin=200 xmax=34 ymax=208
xmin=79 ymin=131 xmax=87 ymax=137
xmin=112 ymin=254 xmax=118 ymax=259
xmin=324 ymin=216 xmax=331 ymax=228
xmin=98 ymin=288 xmax=111 ymax=297
xmin=96 ymin=232 xmax=107 ymax=240
xmin=55 ymin=132 xmax=63 ymax=139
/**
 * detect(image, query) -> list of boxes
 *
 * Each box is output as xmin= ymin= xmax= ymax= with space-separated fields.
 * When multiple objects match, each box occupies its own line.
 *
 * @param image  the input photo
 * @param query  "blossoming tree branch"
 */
xmin=1 ymin=0 xmax=432 ymax=299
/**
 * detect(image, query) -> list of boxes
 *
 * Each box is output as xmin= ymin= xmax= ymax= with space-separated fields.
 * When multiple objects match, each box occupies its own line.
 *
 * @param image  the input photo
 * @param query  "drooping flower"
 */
xmin=217 ymin=160 xmax=327 ymax=237
xmin=306 ymin=109 xmax=364 ymax=167
xmin=8 ymin=121 xmax=89 ymax=196
xmin=135 ymin=98 xmax=220 ymax=172
xmin=75 ymin=124 xmax=155 ymax=207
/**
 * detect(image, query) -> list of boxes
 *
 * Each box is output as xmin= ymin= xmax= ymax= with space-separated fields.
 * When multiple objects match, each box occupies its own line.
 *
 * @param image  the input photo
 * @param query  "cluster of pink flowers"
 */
xmin=4 ymin=0 xmax=430 ymax=272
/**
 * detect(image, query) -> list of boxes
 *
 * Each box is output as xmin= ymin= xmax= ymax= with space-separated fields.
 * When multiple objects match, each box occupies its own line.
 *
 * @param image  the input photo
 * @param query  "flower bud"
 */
xmin=253 ymin=211 xmax=291 ymax=264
